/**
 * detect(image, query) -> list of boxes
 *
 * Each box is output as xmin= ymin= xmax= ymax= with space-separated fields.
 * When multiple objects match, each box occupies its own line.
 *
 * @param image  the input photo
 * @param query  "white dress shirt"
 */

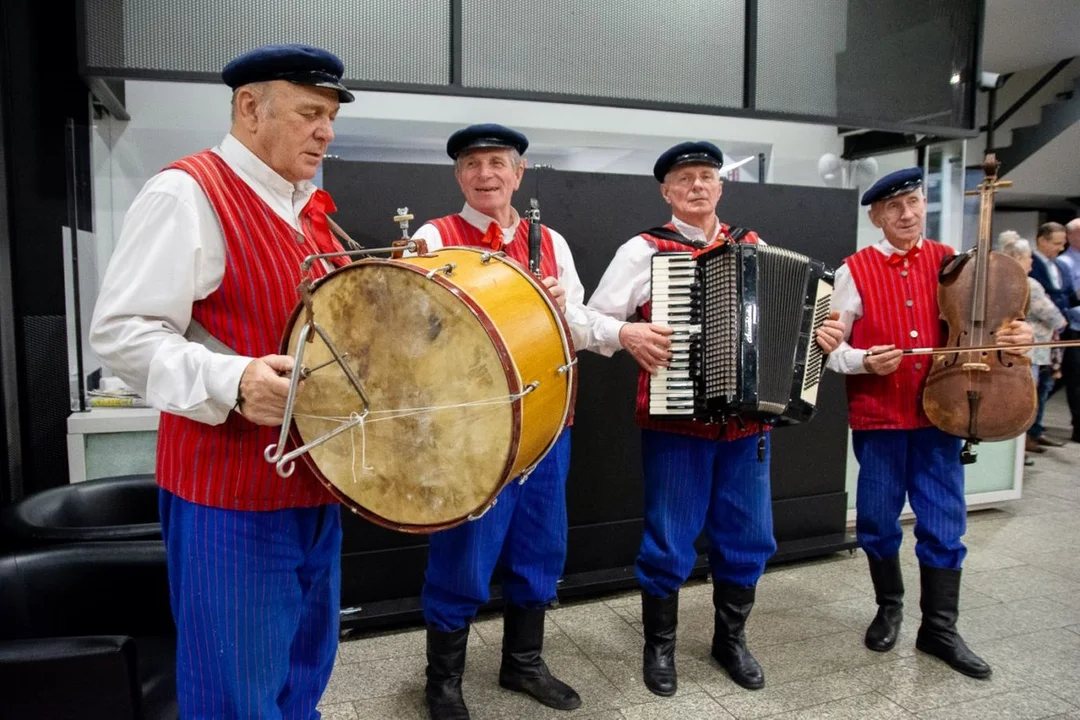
xmin=411 ymin=203 xmax=603 ymax=352
xmin=825 ymin=237 xmax=928 ymax=375
xmin=90 ymin=134 xmax=319 ymax=425
xmin=586 ymin=215 xmax=737 ymax=357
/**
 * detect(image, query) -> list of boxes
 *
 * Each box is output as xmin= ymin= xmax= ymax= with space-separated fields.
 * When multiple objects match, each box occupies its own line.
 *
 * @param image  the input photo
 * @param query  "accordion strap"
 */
xmin=641 ymin=226 xmax=706 ymax=249
xmin=727 ymin=226 xmax=750 ymax=242
xmin=641 ymin=225 xmax=751 ymax=248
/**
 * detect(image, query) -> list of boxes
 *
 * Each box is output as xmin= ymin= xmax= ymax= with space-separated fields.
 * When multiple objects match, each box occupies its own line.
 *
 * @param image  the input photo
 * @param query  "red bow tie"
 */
xmin=887 ymin=244 xmax=920 ymax=267
xmin=481 ymin=221 xmax=503 ymax=251
xmin=301 ymin=189 xmax=341 ymax=257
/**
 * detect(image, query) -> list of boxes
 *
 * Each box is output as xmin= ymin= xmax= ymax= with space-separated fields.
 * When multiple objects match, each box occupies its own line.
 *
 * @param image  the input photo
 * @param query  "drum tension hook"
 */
xmin=467 ymin=497 xmax=498 ymax=521
xmin=425 ymin=263 xmax=456 ymax=279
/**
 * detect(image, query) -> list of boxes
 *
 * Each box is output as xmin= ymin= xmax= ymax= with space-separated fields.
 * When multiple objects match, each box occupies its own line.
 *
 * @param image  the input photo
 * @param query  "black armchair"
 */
xmin=0 ymin=474 xmax=160 ymax=548
xmin=0 ymin=541 xmax=178 ymax=720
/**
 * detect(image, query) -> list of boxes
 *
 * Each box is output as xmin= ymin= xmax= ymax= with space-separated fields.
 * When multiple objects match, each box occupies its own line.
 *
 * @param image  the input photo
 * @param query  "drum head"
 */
xmin=286 ymin=261 xmax=516 ymax=529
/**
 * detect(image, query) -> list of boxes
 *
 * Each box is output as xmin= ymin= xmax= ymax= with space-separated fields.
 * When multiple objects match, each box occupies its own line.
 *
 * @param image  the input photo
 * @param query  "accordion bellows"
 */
xmin=650 ymin=244 xmax=834 ymax=425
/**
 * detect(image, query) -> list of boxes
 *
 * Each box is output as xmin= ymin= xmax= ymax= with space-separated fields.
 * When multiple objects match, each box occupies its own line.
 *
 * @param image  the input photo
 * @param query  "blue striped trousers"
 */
xmin=422 ymin=431 xmax=571 ymax=632
xmin=636 ymin=430 xmax=776 ymax=598
xmin=159 ymin=490 xmax=342 ymax=720
xmin=853 ymin=427 xmax=966 ymax=569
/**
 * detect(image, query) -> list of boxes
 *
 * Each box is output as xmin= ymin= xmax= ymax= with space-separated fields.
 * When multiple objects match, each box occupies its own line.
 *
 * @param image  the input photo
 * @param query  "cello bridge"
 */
xmin=961 ymin=362 xmax=991 ymax=372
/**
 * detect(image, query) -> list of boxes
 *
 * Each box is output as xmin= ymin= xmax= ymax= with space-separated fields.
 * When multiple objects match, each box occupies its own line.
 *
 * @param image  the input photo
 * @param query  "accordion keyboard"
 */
xmin=649 ymin=253 xmax=698 ymax=417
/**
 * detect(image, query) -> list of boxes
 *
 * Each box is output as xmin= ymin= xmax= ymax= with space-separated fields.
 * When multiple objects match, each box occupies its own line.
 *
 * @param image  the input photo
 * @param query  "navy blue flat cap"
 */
xmin=860 ymin=167 xmax=923 ymax=206
xmin=653 ymin=141 xmax=724 ymax=182
xmin=222 ymin=44 xmax=354 ymax=103
xmin=446 ymin=124 xmax=529 ymax=159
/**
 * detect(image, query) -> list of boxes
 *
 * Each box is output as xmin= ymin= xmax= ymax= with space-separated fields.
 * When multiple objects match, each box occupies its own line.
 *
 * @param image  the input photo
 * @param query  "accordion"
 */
xmin=649 ymin=242 xmax=834 ymax=425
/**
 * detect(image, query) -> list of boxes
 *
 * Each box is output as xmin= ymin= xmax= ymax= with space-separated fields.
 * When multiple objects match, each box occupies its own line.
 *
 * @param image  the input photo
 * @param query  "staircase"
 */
xmin=994 ymin=73 xmax=1080 ymax=178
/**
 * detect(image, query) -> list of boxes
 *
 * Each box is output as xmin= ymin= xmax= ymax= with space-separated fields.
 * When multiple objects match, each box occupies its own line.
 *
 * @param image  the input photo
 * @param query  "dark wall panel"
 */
xmin=323 ymin=160 xmax=858 ymax=624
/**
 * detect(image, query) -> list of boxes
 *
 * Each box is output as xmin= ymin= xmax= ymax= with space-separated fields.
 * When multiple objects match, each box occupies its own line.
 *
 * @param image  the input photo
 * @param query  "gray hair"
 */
xmin=454 ymin=147 xmax=523 ymax=172
xmin=230 ymin=81 xmax=275 ymax=122
xmin=996 ymin=229 xmax=1022 ymax=251
xmin=1000 ymin=236 xmax=1032 ymax=259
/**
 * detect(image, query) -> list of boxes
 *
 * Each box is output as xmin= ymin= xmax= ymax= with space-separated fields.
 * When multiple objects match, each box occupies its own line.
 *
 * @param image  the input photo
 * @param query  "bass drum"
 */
xmin=281 ymin=247 xmax=576 ymax=533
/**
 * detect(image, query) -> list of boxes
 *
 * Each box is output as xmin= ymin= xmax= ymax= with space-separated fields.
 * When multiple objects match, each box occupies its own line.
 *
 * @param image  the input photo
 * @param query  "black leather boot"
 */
xmin=425 ymin=626 xmax=471 ymax=720
xmin=498 ymin=605 xmax=582 ymax=710
xmin=711 ymin=581 xmax=765 ymax=690
xmin=641 ymin=590 xmax=678 ymax=697
xmin=915 ymin=565 xmax=992 ymax=679
xmin=865 ymin=554 xmax=904 ymax=652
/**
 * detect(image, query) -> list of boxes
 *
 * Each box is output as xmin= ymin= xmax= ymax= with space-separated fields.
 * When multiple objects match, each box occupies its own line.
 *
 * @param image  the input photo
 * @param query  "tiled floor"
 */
xmin=321 ymin=395 xmax=1080 ymax=719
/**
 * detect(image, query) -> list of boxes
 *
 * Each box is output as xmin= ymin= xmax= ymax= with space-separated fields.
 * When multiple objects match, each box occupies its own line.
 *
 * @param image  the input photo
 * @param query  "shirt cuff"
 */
xmin=595 ymin=316 xmax=628 ymax=357
xmin=825 ymin=344 xmax=870 ymax=375
xmin=209 ymin=354 xmax=255 ymax=410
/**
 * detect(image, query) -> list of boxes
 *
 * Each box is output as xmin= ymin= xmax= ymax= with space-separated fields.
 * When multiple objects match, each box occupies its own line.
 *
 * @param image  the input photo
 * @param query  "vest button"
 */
xmin=915 ymin=362 xmax=923 ymax=370
xmin=906 ymin=299 xmax=914 ymax=307
xmin=910 ymin=330 xmax=919 ymax=338
xmin=901 ymin=271 xmax=909 ymax=278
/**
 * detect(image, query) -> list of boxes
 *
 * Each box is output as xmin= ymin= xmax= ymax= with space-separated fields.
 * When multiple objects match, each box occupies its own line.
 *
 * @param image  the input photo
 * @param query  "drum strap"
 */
xmin=182 ymin=214 xmax=359 ymax=358
xmin=184 ymin=320 xmax=238 ymax=356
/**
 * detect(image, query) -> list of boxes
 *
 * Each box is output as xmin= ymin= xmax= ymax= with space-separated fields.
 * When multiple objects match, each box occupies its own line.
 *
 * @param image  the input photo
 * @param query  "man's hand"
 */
xmin=863 ymin=344 xmax=903 ymax=375
xmin=816 ymin=311 xmax=845 ymax=353
xmin=619 ymin=322 xmax=674 ymax=375
xmin=237 ymin=354 xmax=298 ymax=426
xmin=997 ymin=319 xmax=1034 ymax=356
xmin=542 ymin=276 xmax=567 ymax=312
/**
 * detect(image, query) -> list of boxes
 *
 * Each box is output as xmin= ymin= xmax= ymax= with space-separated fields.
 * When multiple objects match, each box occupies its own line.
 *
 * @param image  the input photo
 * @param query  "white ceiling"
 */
xmin=982 ymin=0 xmax=1080 ymax=73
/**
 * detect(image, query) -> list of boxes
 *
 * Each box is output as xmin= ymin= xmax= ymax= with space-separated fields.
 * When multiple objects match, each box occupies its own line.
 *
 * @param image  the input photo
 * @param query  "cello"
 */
xmin=920 ymin=153 xmax=1037 ymax=462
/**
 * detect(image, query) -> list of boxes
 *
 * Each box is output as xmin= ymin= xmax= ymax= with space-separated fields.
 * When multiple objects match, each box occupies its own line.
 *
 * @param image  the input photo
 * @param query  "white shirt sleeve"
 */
xmin=548 ymin=229 xmax=609 ymax=353
xmin=825 ymin=262 xmax=869 ymax=374
xmin=89 ymin=171 xmax=253 ymax=425
xmin=410 ymin=222 xmax=444 ymax=252
xmin=585 ymin=237 xmax=655 ymax=357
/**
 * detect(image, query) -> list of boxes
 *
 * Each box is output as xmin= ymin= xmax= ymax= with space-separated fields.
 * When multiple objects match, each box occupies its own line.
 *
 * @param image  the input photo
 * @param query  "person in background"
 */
xmin=999 ymin=235 xmax=1067 ymax=456
xmin=1051 ymin=218 xmax=1080 ymax=442
xmin=1029 ymin=222 xmax=1079 ymax=444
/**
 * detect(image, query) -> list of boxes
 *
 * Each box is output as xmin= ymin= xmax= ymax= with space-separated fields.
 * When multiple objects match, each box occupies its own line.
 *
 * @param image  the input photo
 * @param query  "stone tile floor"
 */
xmin=320 ymin=395 xmax=1080 ymax=719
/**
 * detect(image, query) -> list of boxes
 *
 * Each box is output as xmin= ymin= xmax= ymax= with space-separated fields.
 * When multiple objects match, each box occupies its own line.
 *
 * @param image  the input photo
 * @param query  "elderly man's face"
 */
xmin=1038 ymin=231 xmax=1067 ymax=258
xmin=454 ymin=148 xmax=524 ymax=219
xmin=246 ymin=81 xmax=339 ymax=183
xmin=869 ymin=189 xmax=926 ymax=247
xmin=661 ymin=164 xmax=723 ymax=220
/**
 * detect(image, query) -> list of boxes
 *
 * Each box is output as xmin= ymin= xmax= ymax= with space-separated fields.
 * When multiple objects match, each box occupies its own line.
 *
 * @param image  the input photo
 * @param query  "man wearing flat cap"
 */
xmin=411 ymin=123 xmax=605 ymax=719
xmin=826 ymin=167 xmax=1032 ymax=679
xmin=91 ymin=43 xmax=353 ymax=716
xmin=587 ymin=142 xmax=845 ymax=696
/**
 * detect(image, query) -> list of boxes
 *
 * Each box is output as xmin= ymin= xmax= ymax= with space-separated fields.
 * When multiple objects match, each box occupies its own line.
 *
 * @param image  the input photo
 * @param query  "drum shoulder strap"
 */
xmin=184 ymin=319 xmax=238 ymax=356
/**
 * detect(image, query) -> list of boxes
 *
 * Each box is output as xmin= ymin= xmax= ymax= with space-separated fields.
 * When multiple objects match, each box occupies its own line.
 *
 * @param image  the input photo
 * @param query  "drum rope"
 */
xmin=293 ymin=386 xmax=536 ymax=481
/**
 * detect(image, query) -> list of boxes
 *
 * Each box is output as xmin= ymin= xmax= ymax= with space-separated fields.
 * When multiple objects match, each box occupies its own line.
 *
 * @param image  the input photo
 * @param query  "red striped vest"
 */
xmin=845 ymin=239 xmax=953 ymax=430
xmin=635 ymin=222 xmax=764 ymax=442
xmin=427 ymin=213 xmax=558 ymax=279
xmin=156 ymin=150 xmax=346 ymax=510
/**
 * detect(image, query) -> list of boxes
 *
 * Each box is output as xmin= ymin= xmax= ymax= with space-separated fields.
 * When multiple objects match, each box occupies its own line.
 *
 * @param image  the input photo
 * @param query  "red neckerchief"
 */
xmin=886 ymin=242 xmax=920 ymax=267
